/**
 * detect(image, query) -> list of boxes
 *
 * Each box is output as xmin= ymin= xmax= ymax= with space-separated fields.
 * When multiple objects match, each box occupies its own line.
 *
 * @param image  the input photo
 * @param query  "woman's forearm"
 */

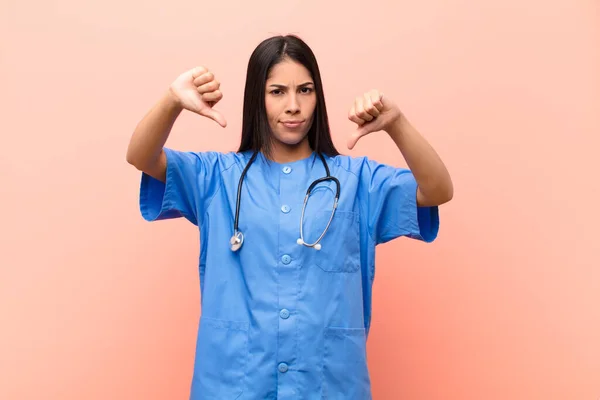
xmin=385 ymin=114 xmax=454 ymax=207
xmin=126 ymin=89 xmax=183 ymax=171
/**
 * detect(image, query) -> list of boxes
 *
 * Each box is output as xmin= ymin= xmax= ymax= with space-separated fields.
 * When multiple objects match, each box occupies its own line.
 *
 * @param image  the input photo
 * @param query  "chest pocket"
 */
xmin=304 ymin=209 xmax=361 ymax=273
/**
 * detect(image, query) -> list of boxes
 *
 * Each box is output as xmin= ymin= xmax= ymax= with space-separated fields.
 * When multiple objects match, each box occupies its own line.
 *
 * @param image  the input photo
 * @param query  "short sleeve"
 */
xmin=361 ymin=158 xmax=439 ymax=245
xmin=139 ymin=147 xmax=220 ymax=226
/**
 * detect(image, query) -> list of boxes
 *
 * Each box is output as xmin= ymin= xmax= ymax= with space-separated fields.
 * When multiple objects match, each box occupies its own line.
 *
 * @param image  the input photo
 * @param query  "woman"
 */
xmin=127 ymin=34 xmax=453 ymax=399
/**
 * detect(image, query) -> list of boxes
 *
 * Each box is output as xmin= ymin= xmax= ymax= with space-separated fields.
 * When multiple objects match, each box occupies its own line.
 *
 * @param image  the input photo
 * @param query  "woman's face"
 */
xmin=265 ymin=58 xmax=317 ymax=148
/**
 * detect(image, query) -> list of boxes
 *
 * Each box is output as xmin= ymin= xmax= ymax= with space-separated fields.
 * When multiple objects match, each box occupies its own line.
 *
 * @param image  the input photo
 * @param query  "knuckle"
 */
xmin=193 ymin=66 xmax=207 ymax=77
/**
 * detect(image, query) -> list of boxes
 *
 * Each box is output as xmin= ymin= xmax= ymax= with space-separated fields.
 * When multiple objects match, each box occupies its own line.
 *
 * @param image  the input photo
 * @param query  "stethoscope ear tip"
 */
xmin=297 ymin=238 xmax=322 ymax=251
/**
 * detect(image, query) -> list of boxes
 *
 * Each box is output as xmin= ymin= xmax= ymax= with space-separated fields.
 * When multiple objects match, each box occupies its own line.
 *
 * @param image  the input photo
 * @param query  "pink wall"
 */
xmin=2 ymin=0 xmax=599 ymax=398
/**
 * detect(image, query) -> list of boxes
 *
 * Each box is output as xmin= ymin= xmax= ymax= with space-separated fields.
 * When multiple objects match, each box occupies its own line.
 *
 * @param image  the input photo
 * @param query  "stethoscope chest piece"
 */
xmin=230 ymin=231 xmax=244 ymax=252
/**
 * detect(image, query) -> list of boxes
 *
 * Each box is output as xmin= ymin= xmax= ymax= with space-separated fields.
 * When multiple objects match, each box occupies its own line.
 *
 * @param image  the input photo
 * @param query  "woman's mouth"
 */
xmin=281 ymin=120 xmax=304 ymax=129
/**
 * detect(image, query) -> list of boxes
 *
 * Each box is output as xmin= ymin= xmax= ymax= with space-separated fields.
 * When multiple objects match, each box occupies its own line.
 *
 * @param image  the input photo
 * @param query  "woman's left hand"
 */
xmin=347 ymin=89 xmax=402 ymax=150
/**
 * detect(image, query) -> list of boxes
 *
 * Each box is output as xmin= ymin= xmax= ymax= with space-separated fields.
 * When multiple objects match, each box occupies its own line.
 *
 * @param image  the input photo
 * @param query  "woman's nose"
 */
xmin=285 ymin=95 xmax=300 ymax=113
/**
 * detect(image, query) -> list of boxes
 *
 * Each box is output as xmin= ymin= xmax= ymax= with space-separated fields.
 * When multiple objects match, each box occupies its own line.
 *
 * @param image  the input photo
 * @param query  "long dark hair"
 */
xmin=237 ymin=34 xmax=340 ymax=159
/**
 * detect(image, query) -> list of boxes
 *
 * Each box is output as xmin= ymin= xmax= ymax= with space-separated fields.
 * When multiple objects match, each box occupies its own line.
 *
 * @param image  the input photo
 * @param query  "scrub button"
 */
xmin=282 ymin=166 xmax=292 ymax=174
xmin=281 ymin=205 xmax=291 ymax=213
xmin=280 ymin=309 xmax=290 ymax=319
xmin=281 ymin=255 xmax=291 ymax=265
xmin=278 ymin=362 xmax=289 ymax=373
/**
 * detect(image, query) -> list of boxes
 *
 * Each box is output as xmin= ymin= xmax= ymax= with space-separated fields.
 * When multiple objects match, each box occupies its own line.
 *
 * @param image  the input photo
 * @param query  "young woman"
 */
xmin=126 ymin=34 xmax=453 ymax=400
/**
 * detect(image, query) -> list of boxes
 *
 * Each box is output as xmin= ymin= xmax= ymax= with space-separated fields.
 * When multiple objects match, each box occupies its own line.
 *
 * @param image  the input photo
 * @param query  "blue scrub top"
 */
xmin=139 ymin=148 xmax=439 ymax=400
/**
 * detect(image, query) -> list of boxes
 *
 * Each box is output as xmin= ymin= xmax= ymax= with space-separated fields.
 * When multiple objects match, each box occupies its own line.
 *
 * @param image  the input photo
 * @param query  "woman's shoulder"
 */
xmin=327 ymin=152 xmax=379 ymax=173
xmin=327 ymin=152 xmax=410 ymax=181
xmin=167 ymin=148 xmax=250 ymax=170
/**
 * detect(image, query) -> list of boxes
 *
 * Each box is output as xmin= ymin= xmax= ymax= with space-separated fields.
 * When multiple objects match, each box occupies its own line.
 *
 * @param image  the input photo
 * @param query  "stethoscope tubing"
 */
xmin=231 ymin=151 xmax=339 ymax=252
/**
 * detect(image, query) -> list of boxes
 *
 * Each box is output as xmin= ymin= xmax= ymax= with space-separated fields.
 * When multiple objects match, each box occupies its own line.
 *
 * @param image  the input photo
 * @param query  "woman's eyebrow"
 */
xmin=268 ymin=82 xmax=314 ymax=89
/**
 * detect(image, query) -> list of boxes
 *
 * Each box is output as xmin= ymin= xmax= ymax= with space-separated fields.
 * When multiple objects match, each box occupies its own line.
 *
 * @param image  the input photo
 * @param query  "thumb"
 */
xmin=200 ymin=108 xmax=227 ymax=128
xmin=347 ymin=125 xmax=370 ymax=150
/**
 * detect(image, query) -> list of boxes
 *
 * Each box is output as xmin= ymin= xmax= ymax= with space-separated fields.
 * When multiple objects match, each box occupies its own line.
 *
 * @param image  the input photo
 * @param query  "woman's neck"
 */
xmin=268 ymin=138 xmax=313 ymax=163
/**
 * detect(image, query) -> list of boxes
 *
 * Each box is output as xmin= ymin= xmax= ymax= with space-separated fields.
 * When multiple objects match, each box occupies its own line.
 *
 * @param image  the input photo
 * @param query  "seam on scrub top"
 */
xmin=377 ymin=175 xmax=421 ymax=242
xmin=162 ymin=155 xmax=198 ymax=225
xmin=293 ymin=257 xmax=300 ymax=388
xmin=201 ymin=153 xmax=238 ymax=223
xmin=330 ymin=156 xmax=378 ymax=280
xmin=332 ymin=156 xmax=379 ymax=244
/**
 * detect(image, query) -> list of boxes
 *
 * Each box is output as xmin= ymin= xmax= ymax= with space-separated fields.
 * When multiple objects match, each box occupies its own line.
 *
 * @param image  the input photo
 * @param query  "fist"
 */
xmin=169 ymin=66 xmax=227 ymax=128
xmin=347 ymin=89 xmax=401 ymax=149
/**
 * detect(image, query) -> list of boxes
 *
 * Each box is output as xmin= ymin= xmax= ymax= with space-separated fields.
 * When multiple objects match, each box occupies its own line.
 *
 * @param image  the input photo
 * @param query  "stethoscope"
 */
xmin=230 ymin=151 xmax=340 ymax=252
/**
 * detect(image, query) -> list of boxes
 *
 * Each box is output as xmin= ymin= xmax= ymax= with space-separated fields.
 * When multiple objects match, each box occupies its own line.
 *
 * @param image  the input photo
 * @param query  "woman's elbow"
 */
xmin=438 ymin=180 xmax=454 ymax=204
xmin=417 ymin=182 xmax=453 ymax=207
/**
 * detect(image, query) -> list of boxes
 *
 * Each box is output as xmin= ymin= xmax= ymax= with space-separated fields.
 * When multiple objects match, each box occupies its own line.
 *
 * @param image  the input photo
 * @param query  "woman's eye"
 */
xmin=270 ymin=87 xmax=312 ymax=95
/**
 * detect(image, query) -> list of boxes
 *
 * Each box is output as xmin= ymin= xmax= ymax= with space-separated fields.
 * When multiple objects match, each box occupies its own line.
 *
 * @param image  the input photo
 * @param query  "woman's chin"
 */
xmin=274 ymin=132 xmax=309 ymax=146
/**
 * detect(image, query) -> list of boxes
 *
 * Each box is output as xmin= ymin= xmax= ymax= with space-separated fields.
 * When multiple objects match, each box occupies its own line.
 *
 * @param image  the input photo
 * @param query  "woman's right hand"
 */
xmin=169 ymin=66 xmax=227 ymax=128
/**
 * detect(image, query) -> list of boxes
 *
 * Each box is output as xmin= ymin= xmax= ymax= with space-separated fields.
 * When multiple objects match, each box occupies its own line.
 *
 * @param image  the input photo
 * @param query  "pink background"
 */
xmin=2 ymin=0 xmax=599 ymax=399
